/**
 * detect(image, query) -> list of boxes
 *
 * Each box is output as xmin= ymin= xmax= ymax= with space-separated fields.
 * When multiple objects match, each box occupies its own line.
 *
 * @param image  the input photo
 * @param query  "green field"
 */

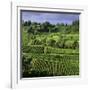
xmin=21 ymin=20 xmax=79 ymax=77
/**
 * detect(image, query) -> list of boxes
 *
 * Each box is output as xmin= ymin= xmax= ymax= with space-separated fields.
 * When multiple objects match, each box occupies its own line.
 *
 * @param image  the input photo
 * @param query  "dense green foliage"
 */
xmin=22 ymin=45 xmax=44 ymax=53
xmin=22 ymin=20 xmax=79 ymax=77
xmin=22 ymin=54 xmax=79 ymax=77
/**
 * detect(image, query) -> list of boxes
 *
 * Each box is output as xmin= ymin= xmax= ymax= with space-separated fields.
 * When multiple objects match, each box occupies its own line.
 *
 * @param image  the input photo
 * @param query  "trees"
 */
xmin=27 ymin=21 xmax=31 ymax=26
xmin=72 ymin=20 xmax=79 ymax=33
xmin=23 ymin=20 xmax=79 ymax=34
xmin=23 ymin=20 xmax=79 ymax=47
xmin=23 ymin=21 xmax=31 ymax=26
xmin=42 ymin=21 xmax=51 ymax=32
xmin=23 ymin=21 xmax=28 ymax=26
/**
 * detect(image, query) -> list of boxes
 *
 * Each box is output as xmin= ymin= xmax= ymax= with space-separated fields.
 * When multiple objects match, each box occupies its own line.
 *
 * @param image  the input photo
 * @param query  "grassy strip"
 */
xmin=23 ymin=53 xmax=79 ymax=61
xmin=45 ymin=46 xmax=79 ymax=55
xmin=22 ymin=45 xmax=79 ymax=55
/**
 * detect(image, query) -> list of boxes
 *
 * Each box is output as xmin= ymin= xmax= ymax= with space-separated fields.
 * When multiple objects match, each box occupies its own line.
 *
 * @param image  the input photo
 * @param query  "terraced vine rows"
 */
xmin=22 ymin=47 xmax=79 ymax=77
xmin=31 ymin=57 xmax=79 ymax=76
xmin=22 ymin=20 xmax=79 ymax=77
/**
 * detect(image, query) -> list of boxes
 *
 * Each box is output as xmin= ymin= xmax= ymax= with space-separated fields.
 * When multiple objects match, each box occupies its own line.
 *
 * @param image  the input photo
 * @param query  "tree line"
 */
xmin=22 ymin=20 xmax=79 ymax=34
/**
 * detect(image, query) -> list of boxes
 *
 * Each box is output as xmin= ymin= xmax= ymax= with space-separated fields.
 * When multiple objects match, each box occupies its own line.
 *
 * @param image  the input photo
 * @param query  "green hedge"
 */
xmin=45 ymin=46 xmax=79 ymax=55
xmin=22 ymin=45 xmax=44 ymax=53
xmin=23 ymin=53 xmax=79 ymax=61
xmin=22 ymin=45 xmax=79 ymax=54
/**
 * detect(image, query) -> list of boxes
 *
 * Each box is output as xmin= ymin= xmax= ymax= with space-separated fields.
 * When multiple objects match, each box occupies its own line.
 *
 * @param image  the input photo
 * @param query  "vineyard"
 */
xmin=21 ymin=20 xmax=79 ymax=77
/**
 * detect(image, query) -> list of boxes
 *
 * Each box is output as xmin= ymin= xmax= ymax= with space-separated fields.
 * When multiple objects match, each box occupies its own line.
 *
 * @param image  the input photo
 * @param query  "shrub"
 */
xmin=22 ymin=45 xmax=44 ymax=53
xmin=72 ymin=40 xmax=79 ymax=49
xmin=32 ymin=39 xmax=42 ymax=45
xmin=56 ymin=40 xmax=65 ymax=48
xmin=22 ymin=54 xmax=32 ymax=77
xmin=64 ymin=40 xmax=74 ymax=49
xmin=25 ymin=53 xmax=79 ymax=61
xmin=45 ymin=46 xmax=79 ymax=55
xmin=46 ymin=38 xmax=56 ymax=47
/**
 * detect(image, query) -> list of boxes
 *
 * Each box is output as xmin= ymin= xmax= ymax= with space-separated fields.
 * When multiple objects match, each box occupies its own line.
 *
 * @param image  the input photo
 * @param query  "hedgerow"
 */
xmin=22 ymin=45 xmax=44 ymax=53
